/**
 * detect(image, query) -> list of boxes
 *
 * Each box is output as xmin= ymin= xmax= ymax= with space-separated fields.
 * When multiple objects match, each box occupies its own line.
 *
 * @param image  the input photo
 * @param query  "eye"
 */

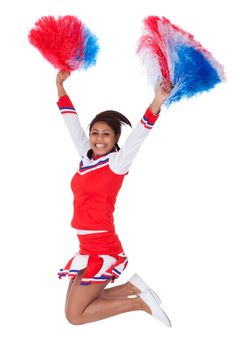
xmin=91 ymin=132 xmax=98 ymax=135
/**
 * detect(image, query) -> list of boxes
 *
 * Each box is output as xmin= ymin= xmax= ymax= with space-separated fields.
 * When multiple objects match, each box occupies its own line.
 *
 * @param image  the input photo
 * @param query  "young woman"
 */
xmin=56 ymin=70 xmax=172 ymax=327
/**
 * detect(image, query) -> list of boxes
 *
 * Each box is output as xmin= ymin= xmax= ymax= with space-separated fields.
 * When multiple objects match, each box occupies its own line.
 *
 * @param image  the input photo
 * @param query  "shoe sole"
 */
xmin=139 ymin=290 xmax=172 ymax=327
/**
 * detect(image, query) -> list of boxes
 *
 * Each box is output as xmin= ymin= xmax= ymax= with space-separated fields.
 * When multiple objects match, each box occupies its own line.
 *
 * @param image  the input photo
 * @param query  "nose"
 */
xmin=96 ymin=134 xmax=104 ymax=142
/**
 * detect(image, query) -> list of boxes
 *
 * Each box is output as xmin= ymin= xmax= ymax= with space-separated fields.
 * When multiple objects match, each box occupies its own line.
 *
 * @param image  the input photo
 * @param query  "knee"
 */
xmin=65 ymin=309 xmax=85 ymax=326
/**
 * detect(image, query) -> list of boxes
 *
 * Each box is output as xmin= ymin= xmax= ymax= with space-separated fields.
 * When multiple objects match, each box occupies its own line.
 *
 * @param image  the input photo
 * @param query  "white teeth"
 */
xmin=96 ymin=144 xmax=105 ymax=148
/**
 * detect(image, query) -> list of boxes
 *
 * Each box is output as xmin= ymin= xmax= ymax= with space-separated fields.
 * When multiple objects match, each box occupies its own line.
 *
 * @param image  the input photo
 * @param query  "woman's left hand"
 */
xmin=155 ymin=80 xmax=173 ymax=105
xmin=150 ymin=80 xmax=173 ymax=115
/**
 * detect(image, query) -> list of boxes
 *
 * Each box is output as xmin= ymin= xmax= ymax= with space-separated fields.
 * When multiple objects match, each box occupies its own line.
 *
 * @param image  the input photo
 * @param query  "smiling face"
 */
xmin=89 ymin=121 xmax=119 ymax=157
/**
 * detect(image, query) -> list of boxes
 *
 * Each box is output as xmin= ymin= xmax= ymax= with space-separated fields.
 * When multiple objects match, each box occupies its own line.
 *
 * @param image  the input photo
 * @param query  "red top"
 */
xmin=71 ymin=161 xmax=125 ymax=232
xmin=57 ymin=95 xmax=159 ymax=254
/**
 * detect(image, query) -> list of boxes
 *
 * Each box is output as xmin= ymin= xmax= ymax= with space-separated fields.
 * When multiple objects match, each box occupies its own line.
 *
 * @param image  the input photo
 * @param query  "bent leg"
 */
xmin=101 ymin=281 xmax=141 ymax=299
xmin=65 ymin=269 xmax=86 ymax=312
xmin=65 ymin=275 xmax=149 ymax=325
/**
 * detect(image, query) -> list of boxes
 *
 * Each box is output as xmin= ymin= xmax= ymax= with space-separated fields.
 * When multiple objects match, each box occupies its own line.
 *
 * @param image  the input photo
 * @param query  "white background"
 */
xmin=0 ymin=0 xmax=232 ymax=349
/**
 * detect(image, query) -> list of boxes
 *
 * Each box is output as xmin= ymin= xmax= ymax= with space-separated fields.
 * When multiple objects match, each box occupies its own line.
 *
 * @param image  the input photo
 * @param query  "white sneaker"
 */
xmin=129 ymin=273 xmax=162 ymax=305
xmin=139 ymin=290 xmax=172 ymax=327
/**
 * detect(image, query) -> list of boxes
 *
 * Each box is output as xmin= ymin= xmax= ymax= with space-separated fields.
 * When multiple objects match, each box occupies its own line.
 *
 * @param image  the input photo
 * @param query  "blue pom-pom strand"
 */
xmin=65 ymin=22 xmax=100 ymax=71
xmin=138 ymin=16 xmax=225 ymax=107
xmin=82 ymin=26 xmax=100 ymax=69
xmin=166 ymin=45 xmax=222 ymax=105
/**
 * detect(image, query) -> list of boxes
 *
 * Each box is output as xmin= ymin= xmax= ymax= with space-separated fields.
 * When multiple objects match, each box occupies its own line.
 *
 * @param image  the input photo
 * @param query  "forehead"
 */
xmin=91 ymin=121 xmax=113 ymax=131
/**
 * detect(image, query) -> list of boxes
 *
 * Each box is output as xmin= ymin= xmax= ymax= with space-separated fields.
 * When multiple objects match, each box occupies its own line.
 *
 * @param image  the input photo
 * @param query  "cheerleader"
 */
xmin=56 ymin=71 xmax=172 ymax=327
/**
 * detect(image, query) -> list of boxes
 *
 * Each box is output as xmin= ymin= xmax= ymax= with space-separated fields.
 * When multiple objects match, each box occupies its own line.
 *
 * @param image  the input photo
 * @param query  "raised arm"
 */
xmin=110 ymin=81 xmax=173 ymax=174
xmin=56 ymin=71 xmax=70 ymax=97
xmin=56 ymin=71 xmax=89 ymax=157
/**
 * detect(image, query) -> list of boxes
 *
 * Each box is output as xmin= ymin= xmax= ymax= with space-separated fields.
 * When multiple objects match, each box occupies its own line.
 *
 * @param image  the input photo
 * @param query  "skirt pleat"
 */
xmin=58 ymin=252 xmax=128 ymax=285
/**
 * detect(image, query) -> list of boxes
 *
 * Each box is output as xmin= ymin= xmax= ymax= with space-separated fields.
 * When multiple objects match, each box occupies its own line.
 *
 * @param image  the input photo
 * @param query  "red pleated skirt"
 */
xmin=58 ymin=231 xmax=128 ymax=285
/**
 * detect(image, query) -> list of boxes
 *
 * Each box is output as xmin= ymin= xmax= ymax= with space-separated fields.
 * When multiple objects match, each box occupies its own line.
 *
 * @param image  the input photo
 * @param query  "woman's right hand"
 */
xmin=56 ymin=70 xmax=71 ymax=86
xmin=56 ymin=71 xmax=71 ymax=98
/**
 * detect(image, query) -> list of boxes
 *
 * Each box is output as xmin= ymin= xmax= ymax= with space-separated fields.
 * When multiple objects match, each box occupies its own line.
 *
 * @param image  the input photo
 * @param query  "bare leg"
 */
xmin=65 ymin=269 xmax=85 ymax=312
xmin=65 ymin=279 xmax=74 ymax=309
xmin=101 ymin=281 xmax=141 ymax=299
xmin=65 ymin=273 xmax=150 ymax=325
xmin=65 ymin=271 xmax=140 ymax=306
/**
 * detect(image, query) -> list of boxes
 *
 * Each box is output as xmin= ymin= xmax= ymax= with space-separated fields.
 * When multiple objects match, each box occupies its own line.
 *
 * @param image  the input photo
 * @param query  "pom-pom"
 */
xmin=137 ymin=16 xmax=225 ymax=106
xmin=28 ymin=15 xmax=99 ymax=71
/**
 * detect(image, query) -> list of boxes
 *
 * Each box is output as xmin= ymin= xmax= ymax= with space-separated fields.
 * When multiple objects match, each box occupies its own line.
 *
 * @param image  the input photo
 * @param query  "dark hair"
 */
xmin=87 ymin=110 xmax=132 ymax=159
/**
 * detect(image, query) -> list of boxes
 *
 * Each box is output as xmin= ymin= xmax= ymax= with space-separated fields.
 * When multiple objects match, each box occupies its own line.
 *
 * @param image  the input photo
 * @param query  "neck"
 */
xmin=92 ymin=148 xmax=117 ymax=160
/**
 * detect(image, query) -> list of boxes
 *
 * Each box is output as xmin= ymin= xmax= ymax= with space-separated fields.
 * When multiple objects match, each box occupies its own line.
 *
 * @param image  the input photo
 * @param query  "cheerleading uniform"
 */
xmin=57 ymin=95 xmax=159 ymax=285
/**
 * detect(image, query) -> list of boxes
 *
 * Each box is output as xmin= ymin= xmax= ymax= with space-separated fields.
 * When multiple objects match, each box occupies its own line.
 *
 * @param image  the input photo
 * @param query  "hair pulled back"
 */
xmin=87 ymin=110 xmax=132 ymax=159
